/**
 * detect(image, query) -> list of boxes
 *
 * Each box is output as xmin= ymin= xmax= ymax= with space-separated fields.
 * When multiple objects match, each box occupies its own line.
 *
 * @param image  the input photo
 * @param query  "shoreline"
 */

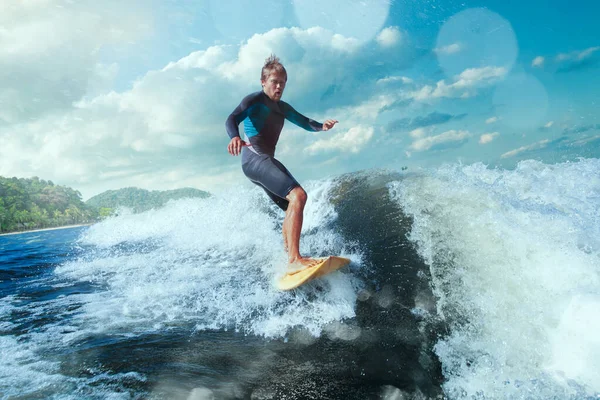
xmin=0 ymin=223 xmax=94 ymax=237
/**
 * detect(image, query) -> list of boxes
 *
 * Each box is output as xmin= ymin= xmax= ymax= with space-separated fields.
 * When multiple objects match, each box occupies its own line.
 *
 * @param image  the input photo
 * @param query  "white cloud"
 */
xmin=410 ymin=130 xmax=470 ymax=152
xmin=479 ymin=132 xmax=499 ymax=144
xmin=556 ymin=46 xmax=600 ymax=62
xmin=376 ymin=26 xmax=402 ymax=48
xmin=544 ymin=121 xmax=554 ymax=128
xmin=0 ymin=0 xmax=151 ymax=124
xmin=0 ymin=25 xmax=403 ymax=198
xmin=411 ymin=66 xmax=507 ymax=101
xmin=577 ymin=46 xmax=600 ymax=60
xmin=410 ymin=128 xmax=427 ymax=138
xmin=501 ymin=139 xmax=550 ymax=158
xmin=376 ymin=76 xmax=413 ymax=85
xmin=434 ymin=43 xmax=462 ymax=55
xmin=305 ymin=126 xmax=374 ymax=154
xmin=532 ymin=56 xmax=545 ymax=67
xmin=486 ymin=116 xmax=499 ymax=124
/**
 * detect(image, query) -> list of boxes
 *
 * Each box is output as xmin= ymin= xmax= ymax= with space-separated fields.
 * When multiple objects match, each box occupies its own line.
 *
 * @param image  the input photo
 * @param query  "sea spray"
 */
xmin=57 ymin=181 xmax=362 ymax=339
xmin=391 ymin=159 xmax=600 ymax=398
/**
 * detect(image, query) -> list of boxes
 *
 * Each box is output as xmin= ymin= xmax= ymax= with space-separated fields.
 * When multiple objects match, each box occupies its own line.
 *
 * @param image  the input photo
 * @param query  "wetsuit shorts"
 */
xmin=241 ymin=147 xmax=299 ymax=211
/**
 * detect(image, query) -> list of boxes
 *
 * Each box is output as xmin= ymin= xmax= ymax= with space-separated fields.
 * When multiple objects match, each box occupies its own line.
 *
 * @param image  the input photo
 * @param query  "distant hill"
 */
xmin=85 ymin=187 xmax=211 ymax=215
xmin=0 ymin=176 xmax=96 ymax=233
xmin=0 ymin=177 xmax=211 ymax=233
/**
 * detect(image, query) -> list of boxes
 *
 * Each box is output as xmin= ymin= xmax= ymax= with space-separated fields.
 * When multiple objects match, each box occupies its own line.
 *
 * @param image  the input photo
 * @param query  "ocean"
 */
xmin=1 ymin=159 xmax=599 ymax=399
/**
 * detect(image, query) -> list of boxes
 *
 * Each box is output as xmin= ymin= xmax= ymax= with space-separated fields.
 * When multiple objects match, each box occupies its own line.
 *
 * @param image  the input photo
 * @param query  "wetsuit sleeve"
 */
xmin=225 ymin=94 xmax=253 ymax=139
xmin=280 ymin=102 xmax=323 ymax=132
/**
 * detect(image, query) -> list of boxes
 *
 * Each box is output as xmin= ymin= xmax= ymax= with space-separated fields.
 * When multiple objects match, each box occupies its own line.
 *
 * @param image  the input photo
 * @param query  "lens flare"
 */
xmin=209 ymin=0 xmax=285 ymax=42
xmin=292 ymin=0 xmax=390 ymax=45
xmin=436 ymin=8 xmax=518 ymax=78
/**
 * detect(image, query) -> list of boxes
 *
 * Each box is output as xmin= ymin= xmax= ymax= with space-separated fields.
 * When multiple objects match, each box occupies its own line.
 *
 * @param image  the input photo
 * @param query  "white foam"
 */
xmin=55 ymin=181 xmax=362 ymax=339
xmin=390 ymin=159 xmax=600 ymax=398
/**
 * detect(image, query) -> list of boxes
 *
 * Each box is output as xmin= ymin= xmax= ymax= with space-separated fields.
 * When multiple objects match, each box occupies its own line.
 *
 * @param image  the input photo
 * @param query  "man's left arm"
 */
xmin=281 ymin=102 xmax=338 ymax=132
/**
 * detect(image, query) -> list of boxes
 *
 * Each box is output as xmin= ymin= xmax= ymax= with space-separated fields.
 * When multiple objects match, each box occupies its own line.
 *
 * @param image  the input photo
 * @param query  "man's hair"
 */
xmin=261 ymin=54 xmax=287 ymax=82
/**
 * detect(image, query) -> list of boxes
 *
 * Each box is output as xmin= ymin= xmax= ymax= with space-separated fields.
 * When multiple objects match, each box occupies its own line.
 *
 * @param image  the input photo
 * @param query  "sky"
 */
xmin=0 ymin=0 xmax=599 ymax=199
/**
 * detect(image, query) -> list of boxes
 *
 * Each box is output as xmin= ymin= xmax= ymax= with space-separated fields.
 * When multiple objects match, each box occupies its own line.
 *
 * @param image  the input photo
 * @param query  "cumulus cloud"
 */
xmin=479 ymin=132 xmax=499 ymax=144
xmin=434 ymin=43 xmax=462 ymax=55
xmin=409 ymin=128 xmax=428 ymax=138
xmin=376 ymin=26 xmax=402 ymax=48
xmin=486 ymin=116 xmax=499 ymax=124
xmin=410 ymin=66 xmax=508 ymax=101
xmin=387 ymin=111 xmax=466 ymax=132
xmin=409 ymin=129 xmax=470 ymax=152
xmin=305 ymin=126 xmax=374 ymax=154
xmin=556 ymin=46 xmax=600 ymax=62
xmin=0 ymin=0 xmax=151 ymax=124
xmin=376 ymin=76 xmax=413 ymax=85
xmin=532 ymin=56 xmax=545 ymax=68
xmin=535 ymin=46 xmax=600 ymax=73
xmin=1 ymin=23 xmax=414 ymax=197
xmin=501 ymin=139 xmax=550 ymax=158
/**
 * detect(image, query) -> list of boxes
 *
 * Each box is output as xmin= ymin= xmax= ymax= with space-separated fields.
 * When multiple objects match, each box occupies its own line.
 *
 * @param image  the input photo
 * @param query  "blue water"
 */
xmin=1 ymin=160 xmax=599 ymax=399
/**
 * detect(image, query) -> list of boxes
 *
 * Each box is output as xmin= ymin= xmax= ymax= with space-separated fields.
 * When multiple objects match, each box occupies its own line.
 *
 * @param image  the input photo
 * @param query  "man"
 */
xmin=226 ymin=55 xmax=338 ymax=274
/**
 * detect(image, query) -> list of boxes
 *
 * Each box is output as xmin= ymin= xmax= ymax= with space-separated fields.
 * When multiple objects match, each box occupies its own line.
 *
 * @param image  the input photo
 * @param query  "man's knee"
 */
xmin=287 ymin=186 xmax=307 ymax=205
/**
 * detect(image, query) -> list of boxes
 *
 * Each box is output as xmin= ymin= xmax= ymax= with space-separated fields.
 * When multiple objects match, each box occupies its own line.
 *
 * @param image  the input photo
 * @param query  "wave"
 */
xmin=2 ymin=158 xmax=598 ymax=399
xmin=391 ymin=158 xmax=600 ymax=398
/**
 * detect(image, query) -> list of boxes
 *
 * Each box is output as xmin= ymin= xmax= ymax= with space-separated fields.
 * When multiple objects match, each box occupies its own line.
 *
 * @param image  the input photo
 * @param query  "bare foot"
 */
xmin=286 ymin=257 xmax=323 ymax=275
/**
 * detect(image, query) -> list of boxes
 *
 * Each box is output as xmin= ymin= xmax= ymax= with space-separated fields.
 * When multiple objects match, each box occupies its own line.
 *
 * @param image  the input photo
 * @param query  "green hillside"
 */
xmin=85 ymin=187 xmax=210 ymax=215
xmin=0 ymin=176 xmax=96 ymax=233
xmin=0 ymin=176 xmax=211 ymax=234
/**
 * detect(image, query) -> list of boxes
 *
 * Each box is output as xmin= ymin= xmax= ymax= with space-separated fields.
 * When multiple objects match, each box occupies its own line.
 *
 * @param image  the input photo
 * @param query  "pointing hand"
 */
xmin=322 ymin=119 xmax=338 ymax=131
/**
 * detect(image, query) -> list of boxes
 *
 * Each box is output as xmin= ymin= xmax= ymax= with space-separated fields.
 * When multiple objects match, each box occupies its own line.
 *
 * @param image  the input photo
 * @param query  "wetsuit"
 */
xmin=226 ymin=91 xmax=323 ymax=211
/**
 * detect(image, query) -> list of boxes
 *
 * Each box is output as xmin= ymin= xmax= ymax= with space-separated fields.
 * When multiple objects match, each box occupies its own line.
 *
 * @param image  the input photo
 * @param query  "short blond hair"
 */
xmin=261 ymin=54 xmax=287 ymax=82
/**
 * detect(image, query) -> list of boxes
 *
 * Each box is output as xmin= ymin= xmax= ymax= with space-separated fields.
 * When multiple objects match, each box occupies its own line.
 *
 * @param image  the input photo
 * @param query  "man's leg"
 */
xmin=282 ymin=222 xmax=289 ymax=253
xmin=284 ymin=186 xmax=318 ymax=273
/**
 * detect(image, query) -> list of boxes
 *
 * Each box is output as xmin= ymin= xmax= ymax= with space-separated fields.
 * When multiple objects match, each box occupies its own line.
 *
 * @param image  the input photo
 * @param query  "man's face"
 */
xmin=262 ymin=72 xmax=286 ymax=101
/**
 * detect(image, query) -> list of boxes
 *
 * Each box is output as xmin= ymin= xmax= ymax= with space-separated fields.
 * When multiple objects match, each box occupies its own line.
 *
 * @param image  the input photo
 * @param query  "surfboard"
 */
xmin=276 ymin=256 xmax=351 ymax=291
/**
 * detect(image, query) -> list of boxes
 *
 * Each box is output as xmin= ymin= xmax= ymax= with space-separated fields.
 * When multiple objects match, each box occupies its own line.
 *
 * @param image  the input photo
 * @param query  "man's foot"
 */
xmin=286 ymin=257 xmax=323 ymax=275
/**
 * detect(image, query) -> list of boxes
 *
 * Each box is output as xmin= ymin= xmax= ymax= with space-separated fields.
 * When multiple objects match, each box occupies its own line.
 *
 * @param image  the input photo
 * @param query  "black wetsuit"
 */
xmin=226 ymin=91 xmax=323 ymax=210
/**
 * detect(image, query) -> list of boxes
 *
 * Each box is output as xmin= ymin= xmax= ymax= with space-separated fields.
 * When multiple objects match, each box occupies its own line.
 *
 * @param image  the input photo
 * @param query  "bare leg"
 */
xmin=282 ymin=222 xmax=288 ymax=253
xmin=284 ymin=187 xmax=319 ymax=274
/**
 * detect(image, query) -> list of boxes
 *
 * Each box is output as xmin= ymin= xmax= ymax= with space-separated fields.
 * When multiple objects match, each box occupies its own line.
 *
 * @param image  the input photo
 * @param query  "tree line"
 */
xmin=0 ymin=176 xmax=96 ymax=233
xmin=0 ymin=176 xmax=211 ymax=234
xmin=85 ymin=187 xmax=210 ymax=214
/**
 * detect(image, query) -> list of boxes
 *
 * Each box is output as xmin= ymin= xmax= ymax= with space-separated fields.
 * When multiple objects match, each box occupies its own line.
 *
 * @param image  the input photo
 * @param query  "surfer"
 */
xmin=226 ymin=55 xmax=338 ymax=274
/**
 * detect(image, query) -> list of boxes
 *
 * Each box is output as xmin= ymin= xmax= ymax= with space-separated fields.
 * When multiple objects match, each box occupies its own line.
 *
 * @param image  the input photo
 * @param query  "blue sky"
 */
xmin=0 ymin=0 xmax=598 ymax=199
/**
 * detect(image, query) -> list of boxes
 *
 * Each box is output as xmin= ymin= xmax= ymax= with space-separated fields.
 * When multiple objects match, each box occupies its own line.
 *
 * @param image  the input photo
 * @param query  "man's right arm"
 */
xmin=226 ymin=93 xmax=255 ymax=155
xmin=225 ymin=93 xmax=257 ymax=139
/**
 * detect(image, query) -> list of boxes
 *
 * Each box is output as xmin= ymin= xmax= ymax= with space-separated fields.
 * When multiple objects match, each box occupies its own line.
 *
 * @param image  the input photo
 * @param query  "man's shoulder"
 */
xmin=278 ymin=100 xmax=293 ymax=112
xmin=241 ymin=91 xmax=265 ymax=105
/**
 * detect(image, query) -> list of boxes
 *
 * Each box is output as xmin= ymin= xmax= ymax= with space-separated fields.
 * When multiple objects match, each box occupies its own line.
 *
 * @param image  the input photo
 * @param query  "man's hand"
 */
xmin=322 ymin=119 xmax=338 ymax=131
xmin=228 ymin=137 xmax=247 ymax=156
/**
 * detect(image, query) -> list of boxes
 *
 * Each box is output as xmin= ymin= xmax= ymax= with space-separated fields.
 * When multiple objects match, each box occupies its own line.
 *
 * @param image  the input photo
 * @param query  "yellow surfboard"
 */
xmin=276 ymin=256 xmax=351 ymax=291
